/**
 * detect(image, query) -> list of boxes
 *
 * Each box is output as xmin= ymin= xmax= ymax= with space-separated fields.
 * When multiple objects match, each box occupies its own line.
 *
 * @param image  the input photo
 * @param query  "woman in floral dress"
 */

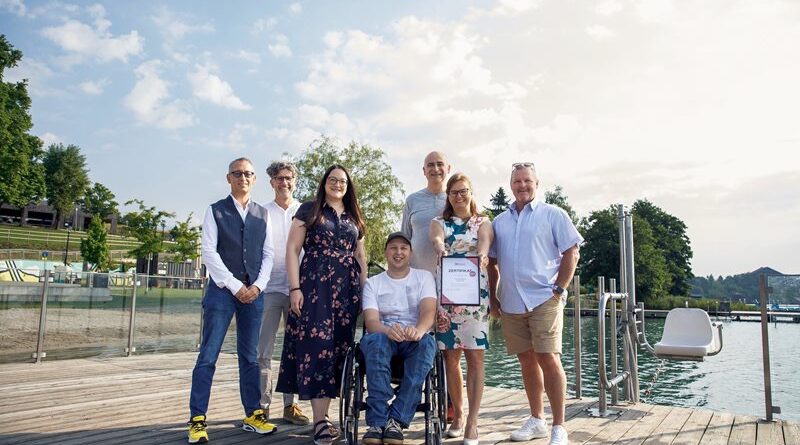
xmin=277 ymin=165 xmax=367 ymax=445
xmin=429 ymin=172 xmax=493 ymax=445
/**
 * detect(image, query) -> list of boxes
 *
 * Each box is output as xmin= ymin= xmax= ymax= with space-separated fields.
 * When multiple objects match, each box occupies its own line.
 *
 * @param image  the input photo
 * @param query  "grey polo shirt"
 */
xmin=401 ymin=188 xmax=447 ymax=274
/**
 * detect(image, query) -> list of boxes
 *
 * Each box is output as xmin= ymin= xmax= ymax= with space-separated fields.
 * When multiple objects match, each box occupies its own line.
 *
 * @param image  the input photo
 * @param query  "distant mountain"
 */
xmin=690 ymin=267 xmax=798 ymax=304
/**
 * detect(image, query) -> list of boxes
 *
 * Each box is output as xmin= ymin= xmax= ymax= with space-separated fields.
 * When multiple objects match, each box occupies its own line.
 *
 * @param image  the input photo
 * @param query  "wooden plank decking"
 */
xmin=0 ymin=352 xmax=796 ymax=445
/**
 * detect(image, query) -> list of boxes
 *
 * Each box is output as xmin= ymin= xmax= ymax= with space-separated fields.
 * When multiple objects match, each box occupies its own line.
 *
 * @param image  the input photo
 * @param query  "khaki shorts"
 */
xmin=500 ymin=298 xmax=563 ymax=355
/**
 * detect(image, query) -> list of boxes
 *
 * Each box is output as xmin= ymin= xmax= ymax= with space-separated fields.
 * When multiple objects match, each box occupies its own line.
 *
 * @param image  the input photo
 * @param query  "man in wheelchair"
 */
xmin=360 ymin=232 xmax=438 ymax=445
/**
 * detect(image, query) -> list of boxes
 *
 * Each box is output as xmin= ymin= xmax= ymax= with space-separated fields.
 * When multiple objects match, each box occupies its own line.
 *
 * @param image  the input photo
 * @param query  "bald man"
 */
xmin=401 ymin=151 xmax=452 ymax=274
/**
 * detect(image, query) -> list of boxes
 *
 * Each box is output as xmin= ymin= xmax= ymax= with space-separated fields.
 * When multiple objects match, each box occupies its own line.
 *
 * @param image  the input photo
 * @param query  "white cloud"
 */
xmin=39 ymin=132 xmax=61 ymax=147
xmin=635 ymin=0 xmax=676 ymax=23
xmin=252 ymin=17 xmax=277 ymax=35
xmin=4 ymin=57 xmax=58 ymax=96
xmin=124 ymin=60 xmax=194 ymax=129
xmin=152 ymin=7 xmax=214 ymax=40
xmin=229 ymin=50 xmax=261 ymax=64
xmin=289 ymin=3 xmax=302 ymax=14
xmin=595 ymin=0 xmax=623 ymax=16
xmin=187 ymin=65 xmax=252 ymax=110
xmin=41 ymin=5 xmax=143 ymax=63
xmin=0 ymin=0 xmax=26 ymax=16
xmin=585 ymin=24 xmax=616 ymax=40
xmin=79 ymin=78 xmax=110 ymax=95
xmin=268 ymin=34 xmax=293 ymax=57
xmin=467 ymin=0 xmax=538 ymax=19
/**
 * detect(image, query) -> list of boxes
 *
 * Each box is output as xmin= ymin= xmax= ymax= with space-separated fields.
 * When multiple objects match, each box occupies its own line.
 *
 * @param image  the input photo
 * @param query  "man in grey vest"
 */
xmin=188 ymin=158 xmax=277 ymax=444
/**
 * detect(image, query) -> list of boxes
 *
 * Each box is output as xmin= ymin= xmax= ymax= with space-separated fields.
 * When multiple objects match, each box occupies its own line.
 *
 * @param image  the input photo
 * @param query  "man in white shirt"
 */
xmin=360 ymin=232 xmax=438 ymax=445
xmin=256 ymin=160 xmax=309 ymax=425
xmin=188 ymin=157 xmax=277 ymax=443
xmin=488 ymin=163 xmax=583 ymax=445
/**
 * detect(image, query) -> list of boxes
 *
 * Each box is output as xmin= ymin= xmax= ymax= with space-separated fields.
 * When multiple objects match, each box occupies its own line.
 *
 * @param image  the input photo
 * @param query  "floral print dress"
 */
xmin=276 ymin=202 xmax=362 ymax=400
xmin=434 ymin=215 xmax=490 ymax=350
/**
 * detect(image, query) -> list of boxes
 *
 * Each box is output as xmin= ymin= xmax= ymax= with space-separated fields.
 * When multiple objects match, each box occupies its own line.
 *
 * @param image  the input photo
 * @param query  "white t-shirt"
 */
xmin=361 ymin=268 xmax=437 ymax=328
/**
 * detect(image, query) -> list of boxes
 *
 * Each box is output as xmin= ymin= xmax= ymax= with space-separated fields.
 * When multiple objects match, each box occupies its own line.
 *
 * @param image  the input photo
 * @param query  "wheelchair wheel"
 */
xmin=339 ymin=347 xmax=363 ymax=445
xmin=434 ymin=352 xmax=448 ymax=432
xmin=425 ymin=359 xmax=445 ymax=445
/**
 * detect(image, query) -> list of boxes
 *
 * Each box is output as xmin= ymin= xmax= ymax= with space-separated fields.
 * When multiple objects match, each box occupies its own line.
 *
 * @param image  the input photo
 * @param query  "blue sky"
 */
xmin=2 ymin=0 xmax=799 ymax=276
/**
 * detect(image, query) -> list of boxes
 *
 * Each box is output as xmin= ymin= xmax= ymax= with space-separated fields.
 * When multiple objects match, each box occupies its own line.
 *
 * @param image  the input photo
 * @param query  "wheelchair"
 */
xmin=339 ymin=334 xmax=447 ymax=445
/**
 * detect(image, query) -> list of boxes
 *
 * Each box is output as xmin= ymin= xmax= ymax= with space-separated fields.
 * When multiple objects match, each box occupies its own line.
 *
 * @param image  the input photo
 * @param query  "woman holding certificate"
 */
xmin=429 ymin=173 xmax=493 ymax=445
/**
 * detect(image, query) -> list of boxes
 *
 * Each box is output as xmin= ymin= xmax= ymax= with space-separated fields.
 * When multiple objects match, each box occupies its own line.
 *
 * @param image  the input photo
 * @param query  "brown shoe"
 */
xmin=283 ymin=403 xmax=310 ymax=425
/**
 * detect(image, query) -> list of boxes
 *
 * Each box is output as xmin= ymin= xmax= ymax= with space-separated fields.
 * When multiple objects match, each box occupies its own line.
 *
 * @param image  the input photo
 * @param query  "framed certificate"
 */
xmin=440 ymin=256 xmax=481 ymax=306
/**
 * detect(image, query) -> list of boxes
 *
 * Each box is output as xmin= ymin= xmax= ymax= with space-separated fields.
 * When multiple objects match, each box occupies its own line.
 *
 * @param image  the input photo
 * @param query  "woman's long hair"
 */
xmin=307 ymin=164 xmax=365 ymax=236
xmin=442 ymin=172 xmax=482 ymax=220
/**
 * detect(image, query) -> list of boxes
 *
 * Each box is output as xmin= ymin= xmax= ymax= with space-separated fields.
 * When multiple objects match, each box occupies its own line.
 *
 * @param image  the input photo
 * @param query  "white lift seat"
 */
xmin=654 ymin=308 xmax=723 ymax=358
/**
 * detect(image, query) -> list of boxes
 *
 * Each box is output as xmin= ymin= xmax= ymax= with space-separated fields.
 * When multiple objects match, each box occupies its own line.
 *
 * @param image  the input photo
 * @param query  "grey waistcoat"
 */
xmin=210 ymin=196 xmax=268 ymax=285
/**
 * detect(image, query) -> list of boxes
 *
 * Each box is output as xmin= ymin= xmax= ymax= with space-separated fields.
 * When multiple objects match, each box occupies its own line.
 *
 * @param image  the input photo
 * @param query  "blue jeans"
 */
xmin=189 ymin=283 xmax=264 ymax=418
xmin=360 ymin=332 xmax=436 ymax=428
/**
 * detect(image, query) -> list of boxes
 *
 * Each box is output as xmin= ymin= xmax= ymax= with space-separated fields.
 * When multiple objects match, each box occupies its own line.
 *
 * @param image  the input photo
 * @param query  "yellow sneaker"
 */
xmin=243 ymin=409 xmax=278 ymax=435
xmin=187 ymin=415 xmax=208 ymax=443
xmin=283 ymin=403 xmax=310 ymax=425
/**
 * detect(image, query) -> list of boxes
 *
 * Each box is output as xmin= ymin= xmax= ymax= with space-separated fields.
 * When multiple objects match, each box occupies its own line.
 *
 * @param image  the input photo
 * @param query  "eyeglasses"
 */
xmin=512 ymin=162 xmax=535 ymax=169
xmin=448 ymin=188 xmax=471 ymax=197
xmin=272 ymin=175 xmax=295 ymax=182
xmin=327 ymin=177 xmax=348 ymax=186
xmin=229 ymin=170 xmax=255 ymax=178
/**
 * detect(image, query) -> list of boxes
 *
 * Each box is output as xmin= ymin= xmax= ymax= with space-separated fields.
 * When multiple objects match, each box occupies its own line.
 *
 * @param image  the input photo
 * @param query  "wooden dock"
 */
xmin=0 ymin=352 xmax=797 ymax=445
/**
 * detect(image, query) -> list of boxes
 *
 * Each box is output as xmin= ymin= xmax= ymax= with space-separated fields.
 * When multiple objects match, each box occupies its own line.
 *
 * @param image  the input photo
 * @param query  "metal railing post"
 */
xmin=126 ymin=271 xmax=138 ymax=356
xmin=572 ymin=275 xmax=581 ymax=399
xmin=759 ymin=274 xmax=780 ymax=421
xmin=597 ymin=276 xmax=607 ymax=414
xmin=609 ymin=278 xmax=619 ymax=405
xmin=624 ymin=213 xmax=640 ymax=402
xmin=33 ymin=269 xmax=50 ymax=363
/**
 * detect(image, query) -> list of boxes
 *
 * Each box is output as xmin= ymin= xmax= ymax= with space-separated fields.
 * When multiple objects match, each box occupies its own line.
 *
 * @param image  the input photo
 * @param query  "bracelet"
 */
xmin=289 ymin=287 xmax=301 ymax=293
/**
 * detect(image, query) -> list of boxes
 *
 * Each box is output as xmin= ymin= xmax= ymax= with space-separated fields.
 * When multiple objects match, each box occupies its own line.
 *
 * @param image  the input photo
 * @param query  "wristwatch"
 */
xmin=552 ymin=284 xmax=566 ymax=296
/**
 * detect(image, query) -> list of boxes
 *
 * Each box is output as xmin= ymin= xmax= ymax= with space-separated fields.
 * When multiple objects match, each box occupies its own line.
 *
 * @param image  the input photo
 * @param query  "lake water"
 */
xmin=484 ymin=316 xmax=800 ymax=421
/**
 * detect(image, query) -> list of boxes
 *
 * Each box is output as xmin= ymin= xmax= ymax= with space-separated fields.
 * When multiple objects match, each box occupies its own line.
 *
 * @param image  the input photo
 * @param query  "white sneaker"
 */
xmin=549 ymin=425 xmax=568 ymax=445
xmin=510 ymin=416 xmax=548 ymax=441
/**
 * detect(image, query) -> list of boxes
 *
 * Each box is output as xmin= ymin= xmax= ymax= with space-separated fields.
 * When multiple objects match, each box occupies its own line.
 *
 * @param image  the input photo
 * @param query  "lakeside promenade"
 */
xmin=1 ymin=352 xmax=797 ymax=445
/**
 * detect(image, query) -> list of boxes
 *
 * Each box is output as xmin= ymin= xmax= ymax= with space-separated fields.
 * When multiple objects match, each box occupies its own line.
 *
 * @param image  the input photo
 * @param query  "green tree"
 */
xmin=545 ymin=185 xmax=578 ymax=225
xmin=293 ymin=136 xmax=404 ymax=263
xmin=631 ymin=215 xmax=670 ymax=300
xmin=579 ymin=206 xmax=670 ymax=301
xmin=170 ymin=214 xmax=200 ymax=262
xmin=578 ymin=207 xmax=618 ymax=287
xmin=632 ymin=199 xmax=693 ymax=296
xmin=81 ymin=182 xmax=119 ymax=221
xmin=122 ymin=199 xmax=174 ymax=259
xmin=42 ymin=143 xmax=90 ymax=229
xmin=483 ymin=187 xmax=510 ymax=219
xmin=80 ymin=216 xmax=110 ymax=271
xmin=0 ymin=35 xmax=46 ymax=209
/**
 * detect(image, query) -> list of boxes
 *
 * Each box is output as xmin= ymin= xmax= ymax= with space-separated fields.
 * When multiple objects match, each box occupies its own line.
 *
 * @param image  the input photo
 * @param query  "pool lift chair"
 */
xmin=590 ymin=205 xmax=725 ymax=417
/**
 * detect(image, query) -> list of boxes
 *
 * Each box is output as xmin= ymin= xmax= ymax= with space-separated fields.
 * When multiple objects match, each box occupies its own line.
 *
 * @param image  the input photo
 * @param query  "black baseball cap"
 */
xmin=385 ymin=231 xmax=412 ymax=248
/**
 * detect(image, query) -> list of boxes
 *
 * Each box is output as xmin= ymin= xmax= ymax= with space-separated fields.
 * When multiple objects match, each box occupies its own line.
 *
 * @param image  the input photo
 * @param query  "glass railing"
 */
xmin=0 ymin=267 xmax=44 ymax=362
xmin=0 ymin=270 xmax=206 ymax=363
xmin=766 ymin=274 xmax=800 ymax=421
